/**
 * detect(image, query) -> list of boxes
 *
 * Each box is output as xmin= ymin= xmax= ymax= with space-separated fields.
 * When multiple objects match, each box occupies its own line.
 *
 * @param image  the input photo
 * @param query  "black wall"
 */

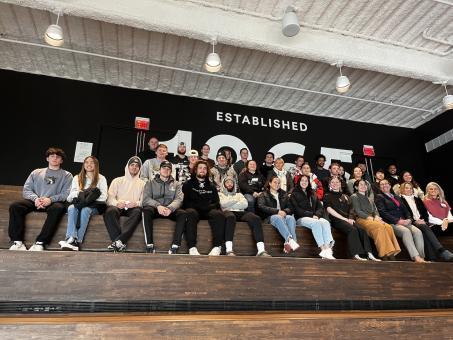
xmin=0 ymin=69 xmax=440 ymax=194
xmin=415 ymin=109 xmax=453 ymax=200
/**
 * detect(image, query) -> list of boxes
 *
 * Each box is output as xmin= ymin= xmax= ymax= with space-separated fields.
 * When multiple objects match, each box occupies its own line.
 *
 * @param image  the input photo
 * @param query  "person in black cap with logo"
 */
xmin=142 ymin=161 xmax=187 ymax=254
xmin=104 ymin=156 xmax=145 ymax=252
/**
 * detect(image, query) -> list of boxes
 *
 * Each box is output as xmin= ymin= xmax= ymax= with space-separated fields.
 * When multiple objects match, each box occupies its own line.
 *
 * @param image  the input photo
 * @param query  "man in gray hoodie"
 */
xmin=8 ymin=147 xmax=73 ymax=251
xmin=219 ymin=176 xmax=270 ymax=257
xmin=142 ymin=161 xmax=187 ymax=254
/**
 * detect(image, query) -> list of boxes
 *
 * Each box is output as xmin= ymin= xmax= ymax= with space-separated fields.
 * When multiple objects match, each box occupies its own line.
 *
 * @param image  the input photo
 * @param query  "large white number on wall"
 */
xmin=160 ymin=130 xmax=193 ymax=155
xmin=320 ymin=147 xmax=353 ymax=168
xmin=204 ymin=134 xmax=252 ymax=161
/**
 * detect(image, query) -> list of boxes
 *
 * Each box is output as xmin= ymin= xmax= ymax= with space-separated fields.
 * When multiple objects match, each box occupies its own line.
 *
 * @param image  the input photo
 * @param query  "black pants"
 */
xmin=224 ymin=211 xmax=264 ymax=243
xmin=413 ymin=222 xmax=444 ymax=261
xmin=431 ymin=223 xmax=453 ymax=236
xmin=331 ymin=217 xmax=372 ymax=257
xmin=186 ymin=208 xmax=225 ymax=247
xmin=142 ymin=206 xmax=187 ymax=246
xmin=103 ymin=206 xmax=142 ymax=244
xmin=8 ymin=199 xmax=66 ymax=244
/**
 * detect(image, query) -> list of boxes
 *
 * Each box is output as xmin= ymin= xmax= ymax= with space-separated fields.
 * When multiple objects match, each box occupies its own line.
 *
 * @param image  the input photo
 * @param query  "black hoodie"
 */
xmin=182 ymin=176 xmax=220 ymax=213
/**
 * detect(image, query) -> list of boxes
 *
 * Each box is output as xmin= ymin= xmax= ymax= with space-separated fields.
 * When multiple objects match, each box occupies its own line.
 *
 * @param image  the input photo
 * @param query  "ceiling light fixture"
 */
xmin=333 ymin=61 xmax=350 ymax=94
xmin=44 ymin=11 xmax=64 ymax=47
xmin=282 ymin=6 xmax=300 ymax=37
xmin=204 ymin=38 xmax=221 ymax=73
xmin=433 ymin=80 xmax=453 ymax=110
xmin=442 ymin=82 xmax=453 ymax=110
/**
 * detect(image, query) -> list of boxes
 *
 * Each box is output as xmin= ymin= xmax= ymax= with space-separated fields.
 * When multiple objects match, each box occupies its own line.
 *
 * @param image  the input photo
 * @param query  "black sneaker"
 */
xmin=146 ymin=244 xmax=156 ymax=253
xmin=440 ymin=250 xmax=453 ymax=262
xmin=108 ymin=240 xmax=126 ymax=252
xmin=168 ymin=245 xmax=179 ymax=255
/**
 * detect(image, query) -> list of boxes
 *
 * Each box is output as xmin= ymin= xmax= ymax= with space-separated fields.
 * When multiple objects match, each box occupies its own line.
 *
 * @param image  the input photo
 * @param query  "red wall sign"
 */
xmin=135 ymin=117 xmax=150 ymax=130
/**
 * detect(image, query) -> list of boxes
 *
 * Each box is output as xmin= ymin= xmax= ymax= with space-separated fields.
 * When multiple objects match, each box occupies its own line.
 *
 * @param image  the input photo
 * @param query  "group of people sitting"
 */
xmin=6 ymin=141 xmax=453 ymax=262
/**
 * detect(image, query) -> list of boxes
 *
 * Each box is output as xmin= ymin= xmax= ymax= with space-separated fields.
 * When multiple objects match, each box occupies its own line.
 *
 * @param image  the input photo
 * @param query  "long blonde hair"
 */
xmin=425 ymin=182 xmax=446 ymax=204
xmin=78 ymin=156 xmax=100 ymax=190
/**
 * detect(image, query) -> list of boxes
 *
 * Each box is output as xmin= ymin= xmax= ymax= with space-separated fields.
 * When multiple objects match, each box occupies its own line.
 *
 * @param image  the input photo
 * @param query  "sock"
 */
xmin=225 ymin=241 xmax=233 ymax=252
xmin=36 ymin=241 xmax=44 ymax=245
xmin=146 ymin=243 xmax=154 ymax=247
xmin=171 ymin=244 xmax=179 ymax=249
xmin=14 ymin=241 xmax=23 ymax=245
xmin=256 ymin=242 xmax=265 ymax=253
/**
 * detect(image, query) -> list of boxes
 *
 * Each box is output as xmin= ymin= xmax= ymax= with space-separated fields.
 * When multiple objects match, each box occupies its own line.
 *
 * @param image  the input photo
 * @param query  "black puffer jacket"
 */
xmin=290 ymin=186 xmax=324 ymax=219
xmin=257 ymin=189 xmax=292 ymax=222
xmin=238 ymin=171 xmax=265 ymax=195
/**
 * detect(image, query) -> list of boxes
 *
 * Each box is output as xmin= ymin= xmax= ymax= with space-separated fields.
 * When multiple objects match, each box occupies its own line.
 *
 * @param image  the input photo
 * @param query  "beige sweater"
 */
xmin=107 ymin=157 xmax=145 ymax=207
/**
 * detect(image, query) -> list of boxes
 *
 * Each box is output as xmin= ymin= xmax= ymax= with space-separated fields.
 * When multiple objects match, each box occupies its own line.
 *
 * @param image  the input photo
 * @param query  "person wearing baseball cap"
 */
xmin=142 ymin=159 xmax=187 ymax=254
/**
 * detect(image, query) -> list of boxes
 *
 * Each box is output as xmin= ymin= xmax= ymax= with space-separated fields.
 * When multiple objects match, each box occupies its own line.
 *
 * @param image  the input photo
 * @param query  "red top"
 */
xmin=424 ymin=198 xmax=451 ymax=219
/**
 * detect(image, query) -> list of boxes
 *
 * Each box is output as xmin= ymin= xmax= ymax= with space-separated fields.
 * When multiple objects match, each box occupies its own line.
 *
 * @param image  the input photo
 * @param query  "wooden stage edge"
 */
xmin=2 ymin=309 xmax=453 ymax=324
xmin=2 ymin=310 xmax=453 ymax=339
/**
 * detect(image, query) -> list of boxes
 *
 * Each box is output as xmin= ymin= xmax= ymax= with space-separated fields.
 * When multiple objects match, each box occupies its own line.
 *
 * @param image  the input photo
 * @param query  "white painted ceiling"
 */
xmin=0 ymin=0 xmax=452 ymax=128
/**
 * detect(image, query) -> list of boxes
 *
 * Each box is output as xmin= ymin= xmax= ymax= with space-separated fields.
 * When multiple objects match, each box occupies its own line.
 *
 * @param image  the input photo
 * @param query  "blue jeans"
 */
xmin=297 ymin=217 xmax=333 ymax=247
xmin=66 ymin=205 xmax=98 ymax=242
xmin=270 ymin=214 xmax=297 ymax=242
xmin=244 ymin=194 xmax=256 ymax=212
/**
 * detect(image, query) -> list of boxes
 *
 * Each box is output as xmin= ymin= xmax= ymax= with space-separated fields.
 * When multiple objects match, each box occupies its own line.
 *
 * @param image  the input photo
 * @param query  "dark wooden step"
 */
xmin=1 ymin=310 xmax=453 ymax=339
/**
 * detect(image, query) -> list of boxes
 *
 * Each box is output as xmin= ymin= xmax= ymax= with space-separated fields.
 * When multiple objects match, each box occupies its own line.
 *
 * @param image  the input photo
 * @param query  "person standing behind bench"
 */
xmin=183 ymin=160 xmax=226 ymax=256
xmin=104 ymin=156 xmax=145 ymax=252
xmin=59 ymin=156 xmax=108 ymax=251
xmin=142 ymin=161 xmax=187 ymax=254
xmin=9 ymin=147 xmax=72 ymax=251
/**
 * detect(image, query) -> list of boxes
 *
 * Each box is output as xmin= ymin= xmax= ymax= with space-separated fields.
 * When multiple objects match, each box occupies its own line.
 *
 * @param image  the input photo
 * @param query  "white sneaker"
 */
xmin=208 ymin=246 xmax=222 ymax=256
xmin=288 ymin=238 xmax=300 ymax=251
xmin=368 ymin=252 xmax=382 ymax=261
xmin=189 ymin=247 xmax=200 ymax=256
xmin=319 ymin=248 xmax=336 ymax=259
xmin=9 ymin=241 xmax=27 ymax=251
xmin=59 ymin=240 xmax=79 ymax=251
xmin=29 ymin=243 xmax=44 ymax=251
xmin=325 ymin=248 xmax=336 ymax=260
xmin=353 ymin=254 xmax=367 ymax=261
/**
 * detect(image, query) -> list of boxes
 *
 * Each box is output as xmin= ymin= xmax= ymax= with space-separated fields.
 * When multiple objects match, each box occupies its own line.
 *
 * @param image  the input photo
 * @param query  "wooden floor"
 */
xmin=0 ymin=310 xmax=452 ymax=339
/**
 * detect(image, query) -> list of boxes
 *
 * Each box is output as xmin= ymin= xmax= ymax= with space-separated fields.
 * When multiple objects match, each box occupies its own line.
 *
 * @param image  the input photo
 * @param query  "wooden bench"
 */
xmin=3 ymin=185 xmax=452 ymax=259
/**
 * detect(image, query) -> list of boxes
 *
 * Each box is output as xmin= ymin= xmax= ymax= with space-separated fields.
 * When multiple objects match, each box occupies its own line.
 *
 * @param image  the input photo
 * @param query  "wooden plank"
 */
xmin=0 ymin=310 xmax=453 ymax=339
xmin=0 ymin=251 xmax=452 ymax=303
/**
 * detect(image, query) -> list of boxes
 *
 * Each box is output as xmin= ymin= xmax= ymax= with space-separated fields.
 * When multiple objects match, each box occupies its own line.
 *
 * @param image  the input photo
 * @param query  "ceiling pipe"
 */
xmin=0 ymin=36 xmax=434 ymax=114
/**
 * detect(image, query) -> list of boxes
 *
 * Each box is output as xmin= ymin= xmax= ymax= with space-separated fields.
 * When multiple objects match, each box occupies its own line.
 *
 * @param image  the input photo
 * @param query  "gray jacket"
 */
xmin=142 ymin=175 xmax=183 ymax=212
